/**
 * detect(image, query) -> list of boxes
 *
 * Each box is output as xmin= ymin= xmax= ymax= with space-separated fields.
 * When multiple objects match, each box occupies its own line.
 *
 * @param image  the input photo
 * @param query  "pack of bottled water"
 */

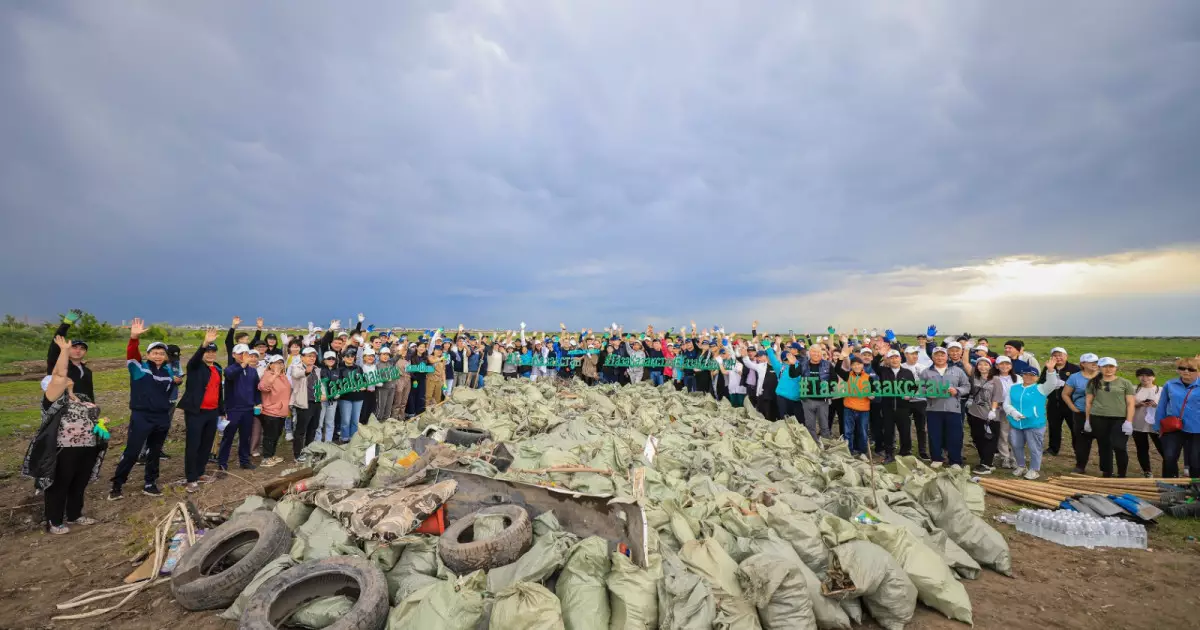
xmin=1014 ymin=509 xmax=1147 ymax=549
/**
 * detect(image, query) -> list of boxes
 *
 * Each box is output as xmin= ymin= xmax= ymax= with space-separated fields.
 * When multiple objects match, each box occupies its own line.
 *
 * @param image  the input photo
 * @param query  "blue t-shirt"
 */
xmin=1066 ymin=372 xmax=1089 ymax=410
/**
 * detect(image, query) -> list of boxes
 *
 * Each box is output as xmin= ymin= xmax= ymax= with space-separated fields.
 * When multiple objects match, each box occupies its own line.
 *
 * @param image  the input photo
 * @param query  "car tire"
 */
xmin=171 ymin=511 xmax=292 ymax=611
xmin=444 ymin=426 xmax=492 ymax=447
xmin=438 ymin=505 xmax=532 ymax=574
xmin=239 ymin=556 xmax=389 ymax=630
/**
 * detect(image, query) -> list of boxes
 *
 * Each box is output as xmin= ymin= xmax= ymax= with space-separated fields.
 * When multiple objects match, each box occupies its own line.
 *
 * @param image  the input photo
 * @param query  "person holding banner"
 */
xmin=924 ymin=346 xmax=971 ymax=469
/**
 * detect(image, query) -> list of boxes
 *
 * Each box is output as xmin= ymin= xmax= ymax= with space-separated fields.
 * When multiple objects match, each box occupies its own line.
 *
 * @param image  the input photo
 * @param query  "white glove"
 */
xmin=330 ymin=320 xmax=341 ymax=331
xmin=1121 ymin=420 xmax=1133 ymax=436
xmin=987 ymin=409 xmax=997 ymax=421
xmin=1084 ymin=418 xmax=1092 ymax=433
xmin=520 ymin=322 xmax=526 ymax=330
xmin=357 ymin=312 xmax=365 ymax=323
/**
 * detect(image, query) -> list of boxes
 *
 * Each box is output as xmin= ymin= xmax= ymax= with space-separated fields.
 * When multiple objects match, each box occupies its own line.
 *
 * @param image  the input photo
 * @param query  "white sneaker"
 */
xmin=285 ymin=432 xmax=294 ymax=441
xmin=1023 ymin=469 xmax=1040 ymax=480
xmin=949 ymin=464 xmax=962 ymax=471
xmin=930 ymin=461 xmax=944 ymax=469
xmin=1012 ymin=467 xmax=1027 ymax=478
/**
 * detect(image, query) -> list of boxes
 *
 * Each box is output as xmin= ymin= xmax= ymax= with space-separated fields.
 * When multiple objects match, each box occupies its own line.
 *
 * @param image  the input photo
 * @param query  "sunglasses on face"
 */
xmin=1179 ymin=366 xmax=1199 ymax=373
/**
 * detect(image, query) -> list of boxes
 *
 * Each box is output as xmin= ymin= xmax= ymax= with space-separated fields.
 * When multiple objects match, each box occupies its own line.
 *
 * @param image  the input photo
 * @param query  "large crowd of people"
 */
xmin=20 ymin=312 xmax=1200 ymax=536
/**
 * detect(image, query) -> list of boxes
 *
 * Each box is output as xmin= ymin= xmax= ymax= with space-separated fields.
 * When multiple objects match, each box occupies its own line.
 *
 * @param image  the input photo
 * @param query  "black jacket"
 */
xmin=874 ymin=365 xmax=917 ymax=411
xmin=47 ymin=322 xmax=94 ymax=400
xmin=179 ymin=346 xmax=225 ymax=415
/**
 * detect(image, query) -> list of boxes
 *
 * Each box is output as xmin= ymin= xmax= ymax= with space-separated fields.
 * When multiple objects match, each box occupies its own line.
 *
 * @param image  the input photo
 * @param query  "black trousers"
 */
xmin=758 ymin=395 xmax=779 ymax=421
xmin=967 ymin=413 xmax=999 ymax=468
xmin=111 ymin=411 xmax=170 ymax=490
xmin=1132 ymin=431 xmax=1163 ymax=475
xmin=1045 ymin=396 xmax=1073 ymax=455
xmin=1091 ymin=415 xmax=1129 ymax=477
xmin=1072 ymin=411 xmax=1094 ymax=471
xmin=1161 ymin=431 xmax=1200 ymax=478
xmin=292 ymin=405 xmax=319 ymax=459
xmin=45 ymin=447 xmax=99 ymax=527
xmin=360 ymin=393 xmax=376 ymax=425
xmin=776 ymin=397 xmax=800 ymax=422
xmin=830 ymin=398 xmax=845 ymax=439
xmin=910 ymin=401 xmax=929 ymax=458
xmin=184 ymin=409 xmax=219 ymax=482
xmin=870 ymin=404 xmax=883 ymax=451
xmin=260 ymin=415 xmax=285 ymax=458
xmin=884 ymin=407 xmax=912 ymax=457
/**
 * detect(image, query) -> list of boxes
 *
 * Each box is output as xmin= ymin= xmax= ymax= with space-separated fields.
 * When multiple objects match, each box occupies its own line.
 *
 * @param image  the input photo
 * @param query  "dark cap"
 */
xmin=166 ymin=344 xmax=182 ymax=359
xmin=201 ymin=343 xmax=218 ymax=352
xmin=70 ymin=339 xmax=89 ymax=349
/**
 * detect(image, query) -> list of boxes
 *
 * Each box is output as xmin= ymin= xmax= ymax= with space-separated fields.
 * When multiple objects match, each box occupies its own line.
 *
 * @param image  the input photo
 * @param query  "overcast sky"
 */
xmin=2 ymin=1 xmax=1198 ymax=335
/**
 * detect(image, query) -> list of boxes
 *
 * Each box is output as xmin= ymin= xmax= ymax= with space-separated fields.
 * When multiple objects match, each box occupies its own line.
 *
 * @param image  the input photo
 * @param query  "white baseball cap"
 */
xmin=1098 ymin=357 xmax=1117 ymax=367
xmin=860 ymin=347 xmax=874 ymax=355
xmin=932 ymin=346 xmax=948 ymax=355
xmin=1080 ymin=353 xmax=1099 ymax=363
xmin=886 ymin=349 xmax=900 ymax=358
xmin=1050 ymin=347 xmax=1067 ymax=355
xmin=248 ymin=349 xmax=261 ymax=357
xmin=266 ymin=354 xmax=284 ymax=364
xmin=947 ymin=341 xmax=963 ymax=350
xmin=995 ymin=356 xmax=1012 ymax=364
xmin=379 ymin=346 xmax=391 ymax=354
xmin=301 ymin=347 xmax=317 ymax=355
xmin=146 ymin=341 xmax=167 ymax=353
xmin=323 ymin=351 xmax=337 ymax=360
xmin=903 ymin=346 xmax=919 ymax=354
xmin=363 ymin=348 xmax=376 ymax=356
xmin=232 ymin=343 xmax=250 ymax=354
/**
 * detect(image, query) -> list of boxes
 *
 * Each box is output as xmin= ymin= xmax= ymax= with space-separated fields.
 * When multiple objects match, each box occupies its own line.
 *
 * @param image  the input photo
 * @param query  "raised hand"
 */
xmin=232 ymin=316 xmax=242 ymax=328
xmin=130 ymin=318 xmax=147 ymax=338
xmin=330 ymin=319 xmax=341 ymax=331
xmin=752 ymin=320 xmax=759 ymax=330
xmin=357 ymin=313 xmax=365 ymax=323
xmin=54 ymin=335 xmax=71 ymax=350
xmin=204 ymin=327 xmax=220 ymax=344
xmin=256 ymin=317 xmax=264 ymax=329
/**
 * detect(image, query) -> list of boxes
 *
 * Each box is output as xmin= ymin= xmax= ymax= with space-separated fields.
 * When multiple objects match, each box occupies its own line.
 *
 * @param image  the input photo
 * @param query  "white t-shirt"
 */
xmin=1133 ymin=385 xmax=1161 ymax=432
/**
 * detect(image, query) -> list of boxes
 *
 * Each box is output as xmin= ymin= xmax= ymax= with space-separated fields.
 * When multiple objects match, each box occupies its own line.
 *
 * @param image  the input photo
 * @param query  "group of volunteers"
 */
xmin=21 ymin=311 xmax=1200 ymax=536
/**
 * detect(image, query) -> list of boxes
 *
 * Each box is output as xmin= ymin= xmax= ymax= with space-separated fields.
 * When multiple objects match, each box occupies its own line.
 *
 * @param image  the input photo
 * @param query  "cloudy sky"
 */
xmin=2 ymin=1 xmax=1198 ymax=335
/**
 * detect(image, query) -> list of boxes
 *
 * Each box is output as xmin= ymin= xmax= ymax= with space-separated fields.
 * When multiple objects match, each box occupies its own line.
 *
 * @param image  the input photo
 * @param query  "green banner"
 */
xmin=315 ymin=365 xmax=401 ymax=399
xmin=796 ymin=377 xmax=951 ymax=398
xmin=601 ymin=356 xmax=737 ymax=370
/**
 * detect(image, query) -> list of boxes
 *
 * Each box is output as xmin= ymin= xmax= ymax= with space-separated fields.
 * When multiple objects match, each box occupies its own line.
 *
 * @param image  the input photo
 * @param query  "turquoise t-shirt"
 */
xmin=1066 ymin=372 xmax=1089 ymax=410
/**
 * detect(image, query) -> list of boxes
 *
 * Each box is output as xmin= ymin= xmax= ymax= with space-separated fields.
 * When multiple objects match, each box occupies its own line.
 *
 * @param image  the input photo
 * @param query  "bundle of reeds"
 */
xmin=978 ymin=478 xmax=1075 ymax=509
xmin=1045 ymin=474 xmax=1189 ymax=502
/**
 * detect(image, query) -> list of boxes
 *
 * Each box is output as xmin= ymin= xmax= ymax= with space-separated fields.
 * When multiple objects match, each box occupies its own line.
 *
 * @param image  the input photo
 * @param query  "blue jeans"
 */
xmin=927 ymin=410 xmax=964 ymax=466
xmin=217 ymin=409 xmax=254 ymax=468
xmin=843 ymin=409 xmax=870 ymax=455
xmin=683 ymin=373 xmax=697 ymax=392
xmin=650 ymin=372 xmax=665 ymax=386
xmin=1010 ymin=426 xmax=1046 ymax=470
xmin=318 ymin=400 xmax=338 ymax=442
xmin=337 ymin=399 xmax=363 ymax=441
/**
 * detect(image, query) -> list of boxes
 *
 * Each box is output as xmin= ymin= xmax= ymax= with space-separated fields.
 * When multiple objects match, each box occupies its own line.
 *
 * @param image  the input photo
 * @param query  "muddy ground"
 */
xmin=0 ymin=411 xmax=1196 ymax=629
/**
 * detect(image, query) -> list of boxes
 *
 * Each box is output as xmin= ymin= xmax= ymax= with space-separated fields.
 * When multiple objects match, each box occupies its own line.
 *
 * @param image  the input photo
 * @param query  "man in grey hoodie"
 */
xmin=924 ymin=346 xmax=971 ymax=468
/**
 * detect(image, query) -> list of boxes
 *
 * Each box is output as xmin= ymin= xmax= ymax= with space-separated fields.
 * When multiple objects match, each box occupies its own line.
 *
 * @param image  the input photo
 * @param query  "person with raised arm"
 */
xmin=1004 ymin=356 xmax=1063 ymax=480
xmin=46 ymin=309 xmax=94 ymax=400
xmin=225 ymin=315 xmax=252 ymax=365
xmin=25 ymin=336 xmax=108 ymax=534
xmin=108 ymin=318 xmax=175 ymax=500
xmin=217 ymin=337 xmax=260 ymax=471
xmin=178 ymin=328 xmax=224 ymax=493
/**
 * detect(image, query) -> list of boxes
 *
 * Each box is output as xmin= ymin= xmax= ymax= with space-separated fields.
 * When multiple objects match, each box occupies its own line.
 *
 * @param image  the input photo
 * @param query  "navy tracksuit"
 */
xmin=218 ymin=363 xmax=260 ymax=468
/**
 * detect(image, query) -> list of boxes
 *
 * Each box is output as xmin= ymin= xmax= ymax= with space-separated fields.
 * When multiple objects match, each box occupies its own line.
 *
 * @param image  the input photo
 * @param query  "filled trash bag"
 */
xmin=556 ymin=536 xmax=611 ymax=630
xmin=232 ymin=495 xmax=277 ymax=517
xmin=919 ymin=476 xmax=1012 ymax=576
xmin=829 ymin=540 xmax=918 ymax=630
xmin=273 ymin=497 xmax=315 ymax=531
xmin=739 ymin=552 xmax=816 ymax=630
xmin=658 ymin=545 xmax=716 ymax=630
xmin=678 ymin=539 xmax=761 ymax=629
xmin=488 ymin=511 xmax=580 ymax=592
xmin=859 ymin=523 xmax=973 ymax=624
xmin=290 ymin=508 xmax=364 ymax=562
xmin=385 ymin=535 xmax=451 ymax=603
xmin=386 ymin=570 xmax=487 ymax=630
xmin=608 ymin=551 xmax=662 ymax=630
xmin=490 ymin=582 xmax=566 ymax=630
xmin=218 ymin=555 xmax=295 ymax=621
xmin=291 ymin=595 xmax=354 ymax=629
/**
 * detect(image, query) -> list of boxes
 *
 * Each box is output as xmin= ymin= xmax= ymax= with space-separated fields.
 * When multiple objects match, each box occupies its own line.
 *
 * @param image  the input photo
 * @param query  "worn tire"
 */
xmin=444 ymin=426 xmax=491 ymax=446
xmin=438 ymin=505 xmax=532 ymax=574
xmin=239 ymin=556 xmax=389 ymax=630
xmin=171 ymin=511 xmax=292 ymax=611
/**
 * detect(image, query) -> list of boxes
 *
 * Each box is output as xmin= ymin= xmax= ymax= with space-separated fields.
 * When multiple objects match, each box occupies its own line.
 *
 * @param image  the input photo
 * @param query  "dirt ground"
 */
xmin=0 ymin=417 xmax=1197 ymax=629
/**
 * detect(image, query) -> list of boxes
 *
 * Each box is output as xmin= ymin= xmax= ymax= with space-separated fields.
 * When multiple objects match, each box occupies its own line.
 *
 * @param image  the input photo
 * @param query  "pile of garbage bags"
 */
xmin=220 ymin=379 xmax=1009 ymax=629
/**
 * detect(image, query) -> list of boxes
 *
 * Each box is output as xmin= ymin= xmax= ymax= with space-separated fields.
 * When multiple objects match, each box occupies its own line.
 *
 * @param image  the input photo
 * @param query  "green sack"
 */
xmin=385 ymin=535 xmax=449 ymax=603
xmin=218 ymin=555 xmax=294 ymax=620
xmin=738 ymin=553 xmax=816 ymax=630
xmin=291 ymin=595 xmax=354 ymax=629
xmin=289 ymin=508 xmax=364 ymax=562
xmin=918 ymin=477 xmax=1011 ymax=576
xmin=232 ymin=495 xmax=277 ymax=518
xmin=858 ymin=523 xmax=973 ymax=625
xmin=555 ymin=537 xmax=611 ymax=630
xmin=830 ymin=540 xmax=917 ymax=630
xmin=490 ymin=582 xmax=566 ymax=630
xmin=795 ymin=559 xmax=851 ymax=629
xmin=387 ymin=571 xmax=487 ymax=630
xmin=608 ymin=552 xmax=662 ymax=630
xmin=658 ymin=546 xmax=715 ymax=630
xmin=678 ymin=539 xmax=761 ymax=629
xmin=273 ymin=497 xmax=315 ymax=531
xmin=763 ymin=504 xmax=828 ymax=573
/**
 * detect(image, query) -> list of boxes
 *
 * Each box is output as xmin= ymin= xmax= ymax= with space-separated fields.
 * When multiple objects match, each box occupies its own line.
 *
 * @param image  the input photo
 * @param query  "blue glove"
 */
xmin=367 ymin=324 xmax=375 ymax=333
xmin=927 ymin=325 xmax=938 ymax=338
xmin=885 ymin=329 xmax=896 ymax=342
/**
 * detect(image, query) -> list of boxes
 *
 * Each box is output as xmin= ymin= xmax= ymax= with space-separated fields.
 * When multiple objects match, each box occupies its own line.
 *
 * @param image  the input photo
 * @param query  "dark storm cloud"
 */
xmin=0 ymin=1 xmax=1197 ymax=332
